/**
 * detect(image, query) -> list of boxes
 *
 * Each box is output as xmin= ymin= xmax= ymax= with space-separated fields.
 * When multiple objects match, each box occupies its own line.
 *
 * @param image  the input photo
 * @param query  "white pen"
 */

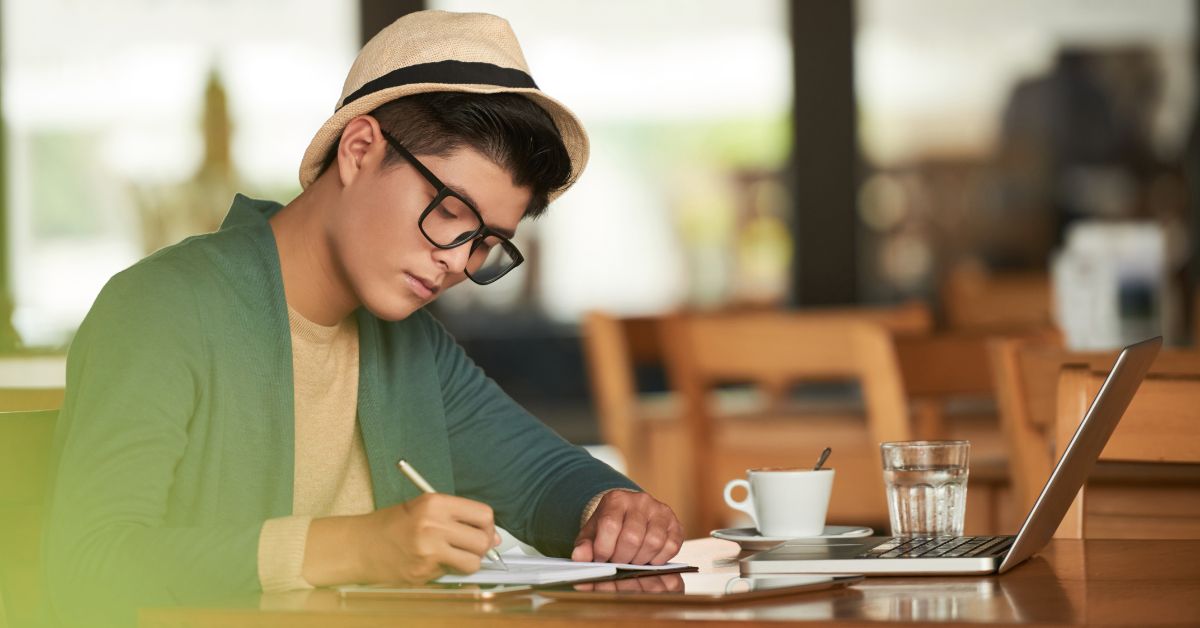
xmin=396 ymin=459 xmax=509 ymax=571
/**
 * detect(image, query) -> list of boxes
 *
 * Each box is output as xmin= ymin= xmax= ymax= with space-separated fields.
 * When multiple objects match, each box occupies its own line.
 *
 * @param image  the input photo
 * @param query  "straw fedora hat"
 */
xmin=299 ymin=10 xmax=589 ymax=202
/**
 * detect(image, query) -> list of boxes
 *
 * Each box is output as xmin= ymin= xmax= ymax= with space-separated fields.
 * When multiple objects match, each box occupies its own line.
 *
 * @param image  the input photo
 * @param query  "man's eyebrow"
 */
xmin=445 ymin=183 xmax=516 ymax=239
xmin=445 ymin=183 xmax=478 ymax=211
xmin=489 ymin=224 xmax=516 ymax=239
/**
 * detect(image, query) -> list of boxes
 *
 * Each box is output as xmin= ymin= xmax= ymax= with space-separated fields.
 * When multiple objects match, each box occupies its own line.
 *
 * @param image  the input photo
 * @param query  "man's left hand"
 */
xmin=571 ymin=490 xmax=683 ymax=565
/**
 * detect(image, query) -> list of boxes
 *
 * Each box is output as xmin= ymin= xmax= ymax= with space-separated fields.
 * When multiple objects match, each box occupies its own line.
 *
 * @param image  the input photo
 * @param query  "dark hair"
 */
xmin=319 ymin=92 xmax=574 ymax=217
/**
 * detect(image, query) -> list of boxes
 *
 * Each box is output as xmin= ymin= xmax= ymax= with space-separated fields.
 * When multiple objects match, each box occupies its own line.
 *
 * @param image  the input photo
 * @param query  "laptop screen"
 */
xmin=998 ymin=336 xmax=1161 ymax=573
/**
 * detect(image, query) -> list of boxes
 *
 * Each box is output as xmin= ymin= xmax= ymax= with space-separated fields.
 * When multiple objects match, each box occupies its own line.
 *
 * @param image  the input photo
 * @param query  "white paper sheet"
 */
xmin=435 ymin=555 xmax=692 ymax=585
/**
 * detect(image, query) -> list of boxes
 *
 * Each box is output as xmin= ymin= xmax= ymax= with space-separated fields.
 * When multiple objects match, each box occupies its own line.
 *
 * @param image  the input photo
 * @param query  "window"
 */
xmin=431 ymin=0 xmax=794 ymax=321
xmin=2 ymin=0 xmax=358 ymax=347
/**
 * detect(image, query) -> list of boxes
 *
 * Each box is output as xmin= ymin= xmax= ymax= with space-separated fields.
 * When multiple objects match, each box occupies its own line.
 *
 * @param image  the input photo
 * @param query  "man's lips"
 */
xmin=404 ymin=272 xmax=438 ymax=299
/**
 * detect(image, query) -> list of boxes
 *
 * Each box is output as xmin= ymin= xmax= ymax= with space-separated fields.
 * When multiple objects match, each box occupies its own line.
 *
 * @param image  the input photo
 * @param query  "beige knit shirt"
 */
xmin=256 ymin=306 xmax=373 ymax=592
xmin=255 ymin=306 xmax=620 ymax=592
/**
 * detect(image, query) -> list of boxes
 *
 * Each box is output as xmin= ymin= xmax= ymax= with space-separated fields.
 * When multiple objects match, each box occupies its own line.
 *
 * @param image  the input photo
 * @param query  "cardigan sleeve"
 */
xmin=423 ymin=314 xmax=641 ymax=558
xmin=42 ymin=264 xmax=262 ymax=628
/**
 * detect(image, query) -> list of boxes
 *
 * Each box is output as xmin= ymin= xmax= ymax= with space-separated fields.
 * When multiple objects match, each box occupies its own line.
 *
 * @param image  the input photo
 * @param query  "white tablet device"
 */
xmin=338 ymin=582 xmax=533 ymax=600
xmin=537 ymin=573 xmax=863 ymax=604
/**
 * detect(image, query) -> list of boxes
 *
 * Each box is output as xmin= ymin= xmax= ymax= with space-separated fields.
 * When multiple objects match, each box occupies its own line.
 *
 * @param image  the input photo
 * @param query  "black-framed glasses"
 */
xmin=380 ymin=131 xmax=524 ymax=285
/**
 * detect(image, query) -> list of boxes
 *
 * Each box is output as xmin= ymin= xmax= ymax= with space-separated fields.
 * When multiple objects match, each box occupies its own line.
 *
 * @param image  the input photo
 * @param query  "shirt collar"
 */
xmin=219 ymin=193 xmax=284 ymax=231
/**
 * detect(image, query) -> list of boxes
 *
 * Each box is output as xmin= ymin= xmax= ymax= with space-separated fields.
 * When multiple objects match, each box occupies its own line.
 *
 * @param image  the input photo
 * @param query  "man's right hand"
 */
xmin=303 ymin=493 xmax=500 ymax=587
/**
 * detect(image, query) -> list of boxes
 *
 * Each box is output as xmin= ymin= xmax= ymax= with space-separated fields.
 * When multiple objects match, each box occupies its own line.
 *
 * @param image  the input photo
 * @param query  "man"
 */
xmin=43 ymin=11 xmax=682 ymax=627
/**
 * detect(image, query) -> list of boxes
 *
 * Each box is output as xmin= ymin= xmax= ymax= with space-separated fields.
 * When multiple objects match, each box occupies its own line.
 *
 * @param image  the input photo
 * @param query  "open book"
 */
xmin=337 ymin=556 xmax=695 ymax=596
xmin=435 ymin=555 xmax=693 ymax=585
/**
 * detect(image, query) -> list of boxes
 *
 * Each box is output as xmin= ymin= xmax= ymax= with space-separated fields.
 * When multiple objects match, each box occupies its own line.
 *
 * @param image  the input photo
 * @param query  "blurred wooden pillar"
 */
xmin=788 ymin=0 xmax=858 ymax=306
xmin=1188 ymin=0 xmax=1200 ymax=344
xmin=360 ymin=0 xmax=425 ymax=44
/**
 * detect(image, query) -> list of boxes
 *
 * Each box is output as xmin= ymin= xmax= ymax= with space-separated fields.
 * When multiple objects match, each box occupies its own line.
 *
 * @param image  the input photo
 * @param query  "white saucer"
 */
xmin=711 ymin=525 xmax=874 ymax=551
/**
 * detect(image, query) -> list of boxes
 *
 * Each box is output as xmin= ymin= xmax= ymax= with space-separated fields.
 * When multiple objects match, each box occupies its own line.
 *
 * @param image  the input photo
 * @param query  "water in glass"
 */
xmin=884 ymin=465 xmax=968 ymax=537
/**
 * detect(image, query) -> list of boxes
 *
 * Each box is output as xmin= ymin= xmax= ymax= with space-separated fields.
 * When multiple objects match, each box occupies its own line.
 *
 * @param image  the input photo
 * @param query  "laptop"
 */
xmin=741 ymin=336 xmax=1162 ymax=576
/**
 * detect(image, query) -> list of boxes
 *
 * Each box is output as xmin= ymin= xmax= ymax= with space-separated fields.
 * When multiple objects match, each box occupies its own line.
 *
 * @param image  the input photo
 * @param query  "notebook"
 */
xmin=740 ymin=336 xmax=1161 ymax=576
xmin=437 ymin=555 xmax=693 ymax=585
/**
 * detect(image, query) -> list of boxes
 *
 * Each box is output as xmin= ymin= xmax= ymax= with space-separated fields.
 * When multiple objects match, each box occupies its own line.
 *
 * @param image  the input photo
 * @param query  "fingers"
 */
xmin=391 ymin=494 xmax=498 ymax=583
xmin=649 ymin=517 xmax=685 ymax=565
xmin=438 ymin=545 xmax=485 ymax=575
xmin=407 ymin=561 xmax=446 ymax=583
xmin=442 ymin=517 xmax=496 ymax=558
xmin=405 ymin=493 xmax=495 ymax=533
xmin=573 ymin=508 xmax=598 ymax=561
xmin=575 ymin=491 xmax=686 ymax=565
xmin=571 ymin=538 xmax=595 ymax=562
xmin=415 ymin=494 xmax=497 ymax=548
xmin=630 ymin=512 xmax=672 ymax=565
xmin=608 ymin=510 xmax=648 ymax=564
xmin=436 ymin=494 xmax=496 ymax=532
xmin=586 ymin=508 xmax=626 ymax=563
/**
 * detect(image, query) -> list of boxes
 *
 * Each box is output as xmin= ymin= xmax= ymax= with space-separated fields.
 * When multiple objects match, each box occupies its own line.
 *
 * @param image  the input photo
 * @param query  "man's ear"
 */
xmin=336 ymin=115 xmax=385 ymax=188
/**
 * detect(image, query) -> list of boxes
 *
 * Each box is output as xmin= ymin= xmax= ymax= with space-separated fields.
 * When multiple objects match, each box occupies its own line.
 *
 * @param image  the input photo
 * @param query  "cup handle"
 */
xmin=723 ymin=479 xmax=757 ymax=529
xmin=724 ymin=577 xmax=753 ymax=594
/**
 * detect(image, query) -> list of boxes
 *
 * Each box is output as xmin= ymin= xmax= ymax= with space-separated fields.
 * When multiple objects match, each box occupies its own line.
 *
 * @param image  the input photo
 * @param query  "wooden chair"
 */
xmin=580 ymin=312 xmax=684 ymax=512
xmin=893 ymin=332 xmax=997 ymax=441
xmin=661 ymin=311 xmax=915 ymax=536
xmin=990 ymin=337 xmax=1200 ymax=518
xmin=581 ymin=303 xmax=932 ymax=535
xmin=892 ymin=330 xmax=1058 ymax=533
xmin=0 ymin=409 xmax=59 ymax=628
xmin=941 ymin=264 xmax=1054 ymax=332
xmin=1053 ymin=368 xmax=1200 ymax=539
xmin=581 ymin=313 xmax=669 ymax=474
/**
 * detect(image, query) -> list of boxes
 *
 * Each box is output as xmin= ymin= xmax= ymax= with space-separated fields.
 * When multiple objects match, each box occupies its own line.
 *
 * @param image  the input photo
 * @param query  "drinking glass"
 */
xmin=880 ymin=440 xmax=970 ymax=537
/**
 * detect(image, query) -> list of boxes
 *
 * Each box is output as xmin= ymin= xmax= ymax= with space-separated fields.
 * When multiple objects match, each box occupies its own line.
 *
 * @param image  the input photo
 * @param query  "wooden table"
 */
xmin=140 ymin=538 xmax=1200 ymax=627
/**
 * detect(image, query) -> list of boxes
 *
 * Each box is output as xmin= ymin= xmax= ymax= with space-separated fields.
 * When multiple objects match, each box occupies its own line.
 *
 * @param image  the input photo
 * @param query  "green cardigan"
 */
xmin=42 ymin=195 xmax=637 ymax=627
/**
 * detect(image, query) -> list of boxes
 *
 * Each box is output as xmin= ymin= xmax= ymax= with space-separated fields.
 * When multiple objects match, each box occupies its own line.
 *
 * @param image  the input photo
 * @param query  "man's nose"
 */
xmin=433 ymin=239 xmax=473 ymax=273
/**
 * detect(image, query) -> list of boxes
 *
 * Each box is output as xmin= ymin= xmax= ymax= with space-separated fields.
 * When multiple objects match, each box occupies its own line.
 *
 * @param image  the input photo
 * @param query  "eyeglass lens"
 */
xmin=419 ymin=194 xmax=517 ymax=282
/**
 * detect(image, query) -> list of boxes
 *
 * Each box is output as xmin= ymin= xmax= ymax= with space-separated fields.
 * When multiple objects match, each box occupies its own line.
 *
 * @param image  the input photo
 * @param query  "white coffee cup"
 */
xmin=723 ymin=467 xmax=834 ymax=537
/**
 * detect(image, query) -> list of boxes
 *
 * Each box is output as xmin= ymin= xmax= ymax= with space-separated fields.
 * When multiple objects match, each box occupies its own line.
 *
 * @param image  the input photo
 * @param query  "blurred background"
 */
xmin=1 ymin=0 xmax=1196 ymax=444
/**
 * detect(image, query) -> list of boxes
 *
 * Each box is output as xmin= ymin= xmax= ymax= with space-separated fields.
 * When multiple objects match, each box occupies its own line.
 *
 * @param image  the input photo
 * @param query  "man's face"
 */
xmin=331 ymin=135 xmax=531 ymax=322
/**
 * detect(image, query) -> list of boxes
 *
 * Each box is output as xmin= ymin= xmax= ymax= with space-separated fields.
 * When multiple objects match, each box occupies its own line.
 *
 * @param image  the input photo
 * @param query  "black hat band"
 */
xmin=340 ymin=60 xmax=539 ymax=109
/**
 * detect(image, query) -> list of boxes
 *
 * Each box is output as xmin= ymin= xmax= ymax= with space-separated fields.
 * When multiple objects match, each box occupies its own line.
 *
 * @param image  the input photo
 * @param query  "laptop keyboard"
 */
xmin=857 ymin=536 xmax=1014 ymax=559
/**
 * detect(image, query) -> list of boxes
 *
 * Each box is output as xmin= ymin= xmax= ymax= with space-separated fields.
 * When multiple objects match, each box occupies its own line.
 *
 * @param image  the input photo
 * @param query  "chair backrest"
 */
xmin=989 ymin=337 xmax=1110 ymax=516
xmin=580 ymin=302 xmax=931 ymax=474
xmin=990 ymin=337 xmax=1200 ymax=516
xmin=1053 ymin=367 xmax=1200 ymax=539
xmin=661 ymin=310 xmax=914 ymax=533
xmin=580 ymin=312 xmax=665 ymax=467
xmin=0 ymin=409 xmax=60 ymax=628
xmin=895 ymin=333 xmax=997 ymax=400
xmin=893 ymin=331 xmax=1022 ymax=448
xmin=942 ymin=265 xmax=1054 ymax=332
